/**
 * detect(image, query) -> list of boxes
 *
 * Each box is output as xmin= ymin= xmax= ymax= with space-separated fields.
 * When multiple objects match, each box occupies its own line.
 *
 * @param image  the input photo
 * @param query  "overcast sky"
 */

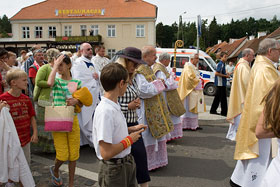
xmin=1 ymin=0 xmax=279 ymax=25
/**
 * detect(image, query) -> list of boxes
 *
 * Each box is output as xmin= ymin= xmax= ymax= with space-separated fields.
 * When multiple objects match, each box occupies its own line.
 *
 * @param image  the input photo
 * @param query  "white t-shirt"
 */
xmin=226 ymin=64 xmax=235 ymax=74
xmin=92 ymin=96 xmax=130 ymax=160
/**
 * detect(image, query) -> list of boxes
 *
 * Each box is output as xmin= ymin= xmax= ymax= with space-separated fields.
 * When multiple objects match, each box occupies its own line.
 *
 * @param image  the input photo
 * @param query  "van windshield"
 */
xmin=205 ymin=57 xmax=217 ymax=70
xmin=170 ymin=56 xmax=190 ymax=68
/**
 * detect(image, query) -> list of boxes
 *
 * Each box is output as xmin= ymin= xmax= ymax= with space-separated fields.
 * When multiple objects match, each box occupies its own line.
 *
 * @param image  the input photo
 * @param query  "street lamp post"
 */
xmin=177 ymin=11 xmax=186 ymax=41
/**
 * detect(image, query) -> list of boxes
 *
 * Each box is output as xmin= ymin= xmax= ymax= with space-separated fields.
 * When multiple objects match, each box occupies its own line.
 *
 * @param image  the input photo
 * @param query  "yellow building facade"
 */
xmin=5 ymin=0 xmax=157 ymax=57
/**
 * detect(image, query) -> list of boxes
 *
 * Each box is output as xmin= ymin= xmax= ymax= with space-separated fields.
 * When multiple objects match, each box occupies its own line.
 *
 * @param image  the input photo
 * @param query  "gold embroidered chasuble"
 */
xmin=153 ymin=63 xmax=186 ymax=117
xmin=227 ymin=58 xmax=251 ymax=123
xmin=234 ymin=55 xmax=279 ymax=160
xmin=177 ymin=62 xmax=205 ymax=113
xmin=135 ymin=64 xmax=174 ymax=139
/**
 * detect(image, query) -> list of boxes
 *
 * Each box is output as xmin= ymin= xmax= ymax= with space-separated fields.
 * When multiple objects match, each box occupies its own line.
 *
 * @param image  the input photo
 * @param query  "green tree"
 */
xmin=208 ymin=17 xmax=221 ymax=46
xmin=156 ymin=22 xmax=165 ymax=47
xmin=0 ymin=15 xmax=11 ymax=33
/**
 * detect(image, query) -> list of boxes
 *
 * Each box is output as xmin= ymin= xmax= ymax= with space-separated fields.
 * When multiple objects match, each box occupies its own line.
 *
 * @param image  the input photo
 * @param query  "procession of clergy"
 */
xmin=73 ymin=44 xmax=205 ymax=172
xmin=74 ymin=38 xmax=280 ymax=187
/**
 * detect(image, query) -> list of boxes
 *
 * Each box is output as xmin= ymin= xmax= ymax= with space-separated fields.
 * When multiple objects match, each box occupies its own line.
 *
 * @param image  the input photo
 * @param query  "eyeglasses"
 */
xmin=86 ymin=48 xmax=93 ymax=51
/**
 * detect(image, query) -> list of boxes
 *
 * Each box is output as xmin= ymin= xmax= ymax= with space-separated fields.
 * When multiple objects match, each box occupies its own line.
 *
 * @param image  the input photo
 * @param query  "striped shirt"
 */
xmin=118 ymin=79 xmax=140 ymax=123
xmin=52 ymin=77 xmax=81 ymax=106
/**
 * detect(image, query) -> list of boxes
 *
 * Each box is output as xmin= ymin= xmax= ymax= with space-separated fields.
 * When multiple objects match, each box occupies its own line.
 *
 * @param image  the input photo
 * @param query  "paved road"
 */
xmin=30 ymin=95 xmax=237 ymax=187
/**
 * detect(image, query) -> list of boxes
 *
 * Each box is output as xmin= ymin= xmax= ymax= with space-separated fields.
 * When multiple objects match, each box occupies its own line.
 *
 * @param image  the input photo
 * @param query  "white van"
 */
xmin=156 ymin=48 xmax=219 ymax=96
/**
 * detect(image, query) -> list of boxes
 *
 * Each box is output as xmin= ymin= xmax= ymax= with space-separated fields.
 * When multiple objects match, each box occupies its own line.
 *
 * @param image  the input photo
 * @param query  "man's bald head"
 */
xmin=142 ymin=46 xmax=157 ymax=66
xmin=80 ymin=43 xmax=93 ymax=59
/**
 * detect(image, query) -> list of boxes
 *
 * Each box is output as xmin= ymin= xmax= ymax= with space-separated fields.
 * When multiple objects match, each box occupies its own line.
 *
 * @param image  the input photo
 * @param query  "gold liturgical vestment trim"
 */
xmin=135 ymin=64 xmax=174 ymax=139
xmin=153 ymin=63 xmax=186 ymax=117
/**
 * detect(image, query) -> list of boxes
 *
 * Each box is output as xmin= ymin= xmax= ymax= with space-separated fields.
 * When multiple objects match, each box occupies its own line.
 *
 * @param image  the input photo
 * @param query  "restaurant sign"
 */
xmin=55 ymin=9 xmax=105 ymax=17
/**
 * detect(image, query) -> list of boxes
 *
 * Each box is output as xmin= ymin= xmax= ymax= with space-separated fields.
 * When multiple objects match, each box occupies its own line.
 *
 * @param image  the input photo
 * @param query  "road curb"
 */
xmin=199 ymin=119 xmax=228 ymax=126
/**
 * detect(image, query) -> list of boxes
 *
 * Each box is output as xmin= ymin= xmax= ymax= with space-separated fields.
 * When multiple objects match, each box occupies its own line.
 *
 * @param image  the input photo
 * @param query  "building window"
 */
xmin=90 ymin=25 xmax=99 ymax=36
xmin=107 ymin=25 xmax=116 ymax=37
xmin=81 ymin=25 xmax=87 ymax=36
xmin=136 ymin=25 xmax=145 ymax=37
xmin=48 ymin=26 xmax=56 ymax=38
xmin=22 ymin=26 xmax=30 ymax=38
xmin=108 ymin=49 xmax=116 ymax=59
xmin=64 ymin=25 xmax=72 ymax=36
xmin=35 ymin=26 xmax=43 ymax=38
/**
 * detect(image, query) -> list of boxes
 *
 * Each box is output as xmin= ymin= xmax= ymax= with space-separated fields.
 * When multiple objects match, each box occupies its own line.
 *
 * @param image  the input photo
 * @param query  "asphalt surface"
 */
xmin=2 ymin=95 xmax=237 ymax=187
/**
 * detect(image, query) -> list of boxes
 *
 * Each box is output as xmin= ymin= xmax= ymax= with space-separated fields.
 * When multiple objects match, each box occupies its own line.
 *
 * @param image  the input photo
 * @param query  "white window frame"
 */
xmin=136 ymin=25 xmax=145 ymax=37
xmin=48 ymin=26 xmax=56 ymax=38
xmin=107 ymin=49 xmax=116 ymax=59
xmin=107 ymin=25 xmax=116 ymax=37
xmin=34 ymin=26 xmax=43 ymax=38
xmin=22 ymin=26 xmax=30 ymax=39
xmin=80 ymin=25 xmax=87 ymax=36
xmin=64 ymin=25 xmax=72 ymax=36
xmin=90 ymin=25 xmax=99 ymax=36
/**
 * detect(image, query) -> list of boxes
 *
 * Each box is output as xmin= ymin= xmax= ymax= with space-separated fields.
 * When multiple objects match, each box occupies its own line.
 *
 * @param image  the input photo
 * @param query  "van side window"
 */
xmin=171 ymin=57 xmax=189 ymax=68
xmin=198 ymin=59 xmax=212 ymax=71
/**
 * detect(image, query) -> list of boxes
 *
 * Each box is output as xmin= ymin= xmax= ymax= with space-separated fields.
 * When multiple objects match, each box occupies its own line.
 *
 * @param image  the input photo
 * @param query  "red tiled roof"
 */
xmin=11 ymin=0 xmax=157 ymax=20
xmin=208 ymin=41 xmax=228 ymax=54
xmin=230 ymin=35 xmax=267 ymax=58
xmin=267 ymin=27 xmax=280 ymax=38
xmin=220 ymin=37 xmax=247 ymax=57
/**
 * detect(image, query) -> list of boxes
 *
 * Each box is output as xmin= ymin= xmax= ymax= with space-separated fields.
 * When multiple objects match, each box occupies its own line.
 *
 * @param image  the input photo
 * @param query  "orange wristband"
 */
xmin=127 ymin=136 xmax=133 ymax=145
xmin=121 ymin=139 xmax=128 ymax=149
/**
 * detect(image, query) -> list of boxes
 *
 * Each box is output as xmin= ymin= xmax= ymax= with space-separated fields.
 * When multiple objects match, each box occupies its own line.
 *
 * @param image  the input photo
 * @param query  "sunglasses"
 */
xmin=86 ymin=48 xmax=93 ymax=51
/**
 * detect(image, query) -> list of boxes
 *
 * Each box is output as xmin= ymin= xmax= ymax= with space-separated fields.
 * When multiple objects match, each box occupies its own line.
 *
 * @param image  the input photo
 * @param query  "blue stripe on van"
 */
xmin=176 ymin=72 xmax=182 ymax=76
xmin=203 ymin=74 xmax=211 ymax=79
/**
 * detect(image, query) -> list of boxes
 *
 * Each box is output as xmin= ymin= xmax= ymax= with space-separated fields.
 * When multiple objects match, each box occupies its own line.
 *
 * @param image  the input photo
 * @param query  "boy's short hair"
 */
xmin=6 ymin=69 xmax=27 ymax=86
xmin=101 ymin=63 xmax=128 ymax=92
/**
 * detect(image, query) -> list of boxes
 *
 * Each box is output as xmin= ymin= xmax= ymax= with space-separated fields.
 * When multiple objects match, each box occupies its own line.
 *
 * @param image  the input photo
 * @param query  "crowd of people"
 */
xmin=0 ymin=43 xmax=205 ymax=187
xmin=1 ymin=37 xmax=279 ymax=187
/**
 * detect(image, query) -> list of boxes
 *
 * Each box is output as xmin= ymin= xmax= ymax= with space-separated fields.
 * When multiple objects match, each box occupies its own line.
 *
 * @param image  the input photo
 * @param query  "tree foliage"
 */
xmin=156 ymin=15 xmax=280 ymax=50
xmin=0 ymin=15 xmax=12 ymax=38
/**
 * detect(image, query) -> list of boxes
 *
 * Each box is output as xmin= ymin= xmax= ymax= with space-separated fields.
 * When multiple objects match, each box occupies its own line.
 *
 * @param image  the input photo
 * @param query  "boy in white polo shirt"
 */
xmin=92 ymin=63 xmax=146 ymax=187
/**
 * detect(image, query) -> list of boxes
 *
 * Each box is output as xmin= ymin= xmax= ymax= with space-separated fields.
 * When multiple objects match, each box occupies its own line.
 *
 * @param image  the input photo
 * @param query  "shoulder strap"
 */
xmin=30 ymin=64 xmax=38 ymax=72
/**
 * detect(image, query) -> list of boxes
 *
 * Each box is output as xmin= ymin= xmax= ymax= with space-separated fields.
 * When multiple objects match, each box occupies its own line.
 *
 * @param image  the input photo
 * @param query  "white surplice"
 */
xmin=72 ymin=55 xmax=100 ymax=147
xmin=155 ymin=67 xmax=182 ymax=140
xmin=135 ymin=71 xmax=168 ymax=170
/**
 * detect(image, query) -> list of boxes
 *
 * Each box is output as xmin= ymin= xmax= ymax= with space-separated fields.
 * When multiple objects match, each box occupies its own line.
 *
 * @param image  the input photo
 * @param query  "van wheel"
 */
xmin=204 ymin=83 xmax=217 ymax=96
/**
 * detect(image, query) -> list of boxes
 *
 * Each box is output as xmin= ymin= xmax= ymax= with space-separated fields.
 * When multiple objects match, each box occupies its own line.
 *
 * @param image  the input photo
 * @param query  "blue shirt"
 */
xmin=214 ymin=61 xmax=227 ymax=87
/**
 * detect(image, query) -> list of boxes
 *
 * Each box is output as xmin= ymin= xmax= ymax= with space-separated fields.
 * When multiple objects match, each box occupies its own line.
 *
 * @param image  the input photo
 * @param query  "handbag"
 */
xmin=44 ymin=80 xmax=74 ymax=132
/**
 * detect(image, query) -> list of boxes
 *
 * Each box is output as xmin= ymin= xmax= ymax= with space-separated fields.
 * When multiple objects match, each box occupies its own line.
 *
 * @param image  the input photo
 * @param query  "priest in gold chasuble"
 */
xmin=230 ymin=39 xmax=280 ymax=187
xmin=226 ymin=48 xmax=254 ymax=141
xmin=177 ymin=53 xmax=205 ymax=131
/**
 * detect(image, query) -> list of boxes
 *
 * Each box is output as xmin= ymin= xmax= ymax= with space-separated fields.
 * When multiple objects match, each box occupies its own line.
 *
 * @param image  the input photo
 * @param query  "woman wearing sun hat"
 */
xmin=116 ymin=47 xmax=150 ymax=187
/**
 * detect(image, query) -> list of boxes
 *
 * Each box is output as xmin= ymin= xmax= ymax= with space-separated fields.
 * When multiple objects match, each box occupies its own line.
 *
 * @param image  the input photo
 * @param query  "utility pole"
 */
xmin=177 ymin=12 xmax=186 ymax=41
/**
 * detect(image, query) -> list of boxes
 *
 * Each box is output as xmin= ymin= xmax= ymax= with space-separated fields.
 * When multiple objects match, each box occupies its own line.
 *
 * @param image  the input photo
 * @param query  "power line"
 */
xmin=182 ymin=3 xmax=280 ymax=20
